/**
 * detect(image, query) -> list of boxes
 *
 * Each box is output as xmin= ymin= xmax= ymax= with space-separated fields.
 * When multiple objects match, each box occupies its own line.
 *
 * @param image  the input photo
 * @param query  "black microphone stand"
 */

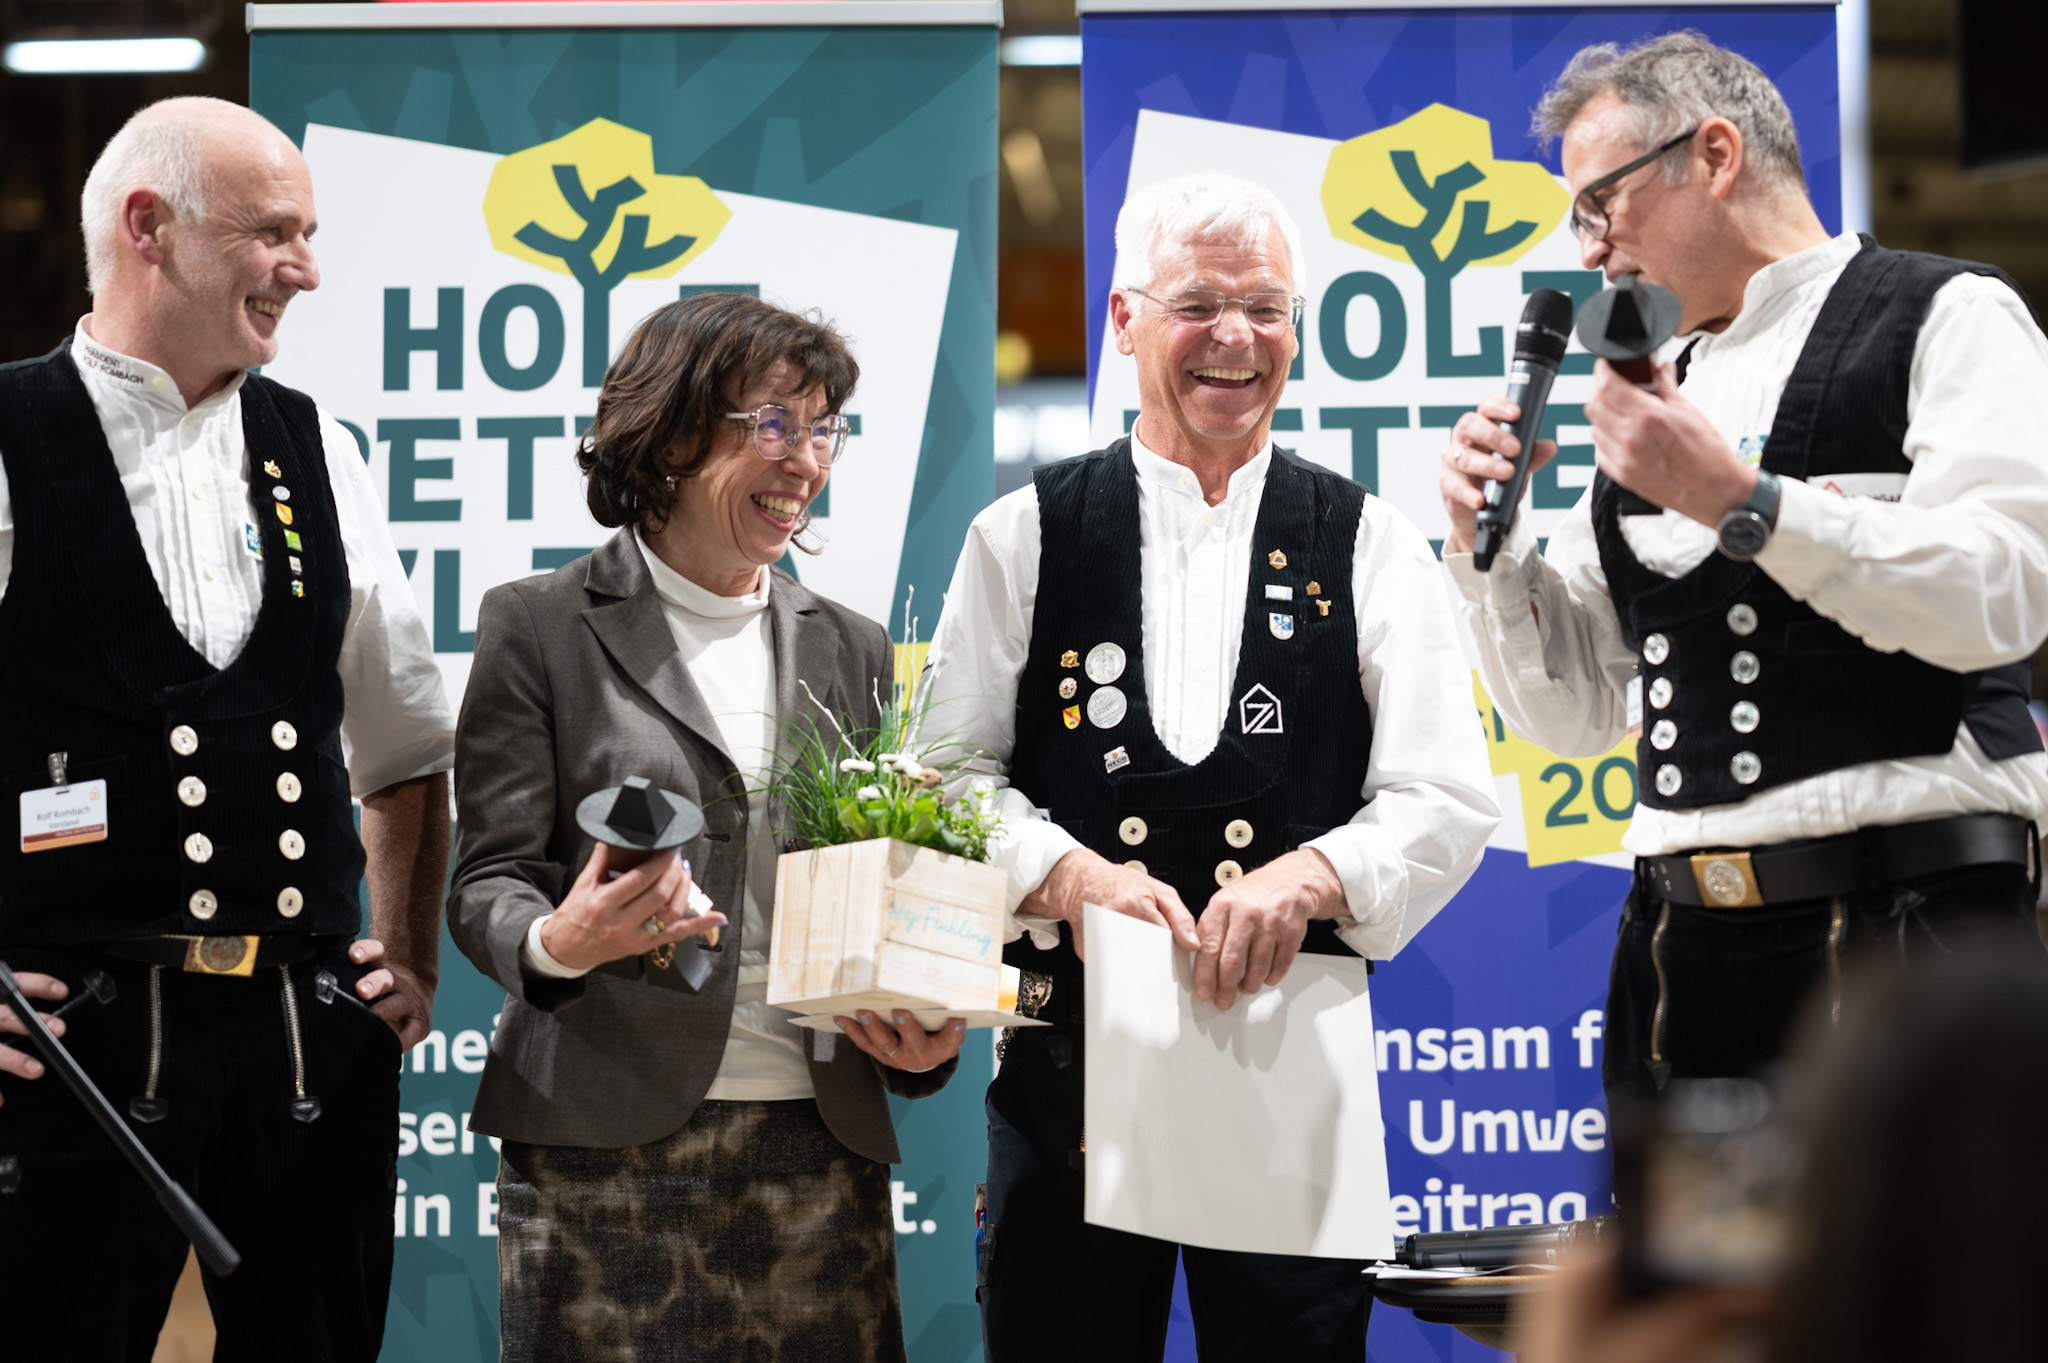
xmin=0 ymin=959 xmax=240 ymax=1275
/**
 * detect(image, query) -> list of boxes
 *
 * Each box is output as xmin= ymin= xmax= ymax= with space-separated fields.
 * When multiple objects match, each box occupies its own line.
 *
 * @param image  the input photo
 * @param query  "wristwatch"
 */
xmin=1716 ymin=470 xmax=1781 ymax=561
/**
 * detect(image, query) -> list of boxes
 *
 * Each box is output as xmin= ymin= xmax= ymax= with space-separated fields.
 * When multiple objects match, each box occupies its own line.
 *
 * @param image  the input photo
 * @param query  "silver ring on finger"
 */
xmin=643 ymin=914 xmax=665 ymax=937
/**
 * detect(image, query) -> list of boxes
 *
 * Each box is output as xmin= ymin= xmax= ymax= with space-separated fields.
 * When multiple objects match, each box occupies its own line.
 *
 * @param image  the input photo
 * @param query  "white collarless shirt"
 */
xmin=922 ymin=433 xmax=1499 ymax=960
xmin=0 ymin=323 xmax=454 ymax=796
xmin=1448 ymin=232 xmax=2048 ymax=855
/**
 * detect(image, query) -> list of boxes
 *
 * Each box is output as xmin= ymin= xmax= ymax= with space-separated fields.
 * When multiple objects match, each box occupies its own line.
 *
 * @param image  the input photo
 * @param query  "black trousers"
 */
xmin=979 ymin=1026 xmax=1370 ymax=1363
xmin=1604 ymin=858 xmax=2042 ymax=1107
xmin=0 ymin=941 xmax=402 ymax=1362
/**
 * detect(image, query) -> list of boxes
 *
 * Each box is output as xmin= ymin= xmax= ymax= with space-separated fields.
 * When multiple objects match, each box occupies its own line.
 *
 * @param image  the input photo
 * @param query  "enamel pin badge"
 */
xmin=1269 ymin=613 xmax=1294 ymax=641
xmin=1062 ymin=705 xmax=1080 ymax=730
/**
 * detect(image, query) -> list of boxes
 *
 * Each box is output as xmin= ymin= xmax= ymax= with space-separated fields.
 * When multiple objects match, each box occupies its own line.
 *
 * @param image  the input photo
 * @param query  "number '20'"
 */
xmin=1541 ymin=758 xmax=1637 ymax=826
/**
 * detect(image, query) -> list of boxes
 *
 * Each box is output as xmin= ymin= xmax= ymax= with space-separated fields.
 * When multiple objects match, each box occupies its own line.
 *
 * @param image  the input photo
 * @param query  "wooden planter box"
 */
xmin=768 ymin=838 xmax=1015 ymax=1028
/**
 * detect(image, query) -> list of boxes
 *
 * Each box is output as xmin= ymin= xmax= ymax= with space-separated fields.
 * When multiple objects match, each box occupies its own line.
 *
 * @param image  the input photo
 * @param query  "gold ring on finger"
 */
xmin=643 ymin=914 xmax=665 ymax=936
xmin=884 ymin=1044 xmax=900 ymax=1058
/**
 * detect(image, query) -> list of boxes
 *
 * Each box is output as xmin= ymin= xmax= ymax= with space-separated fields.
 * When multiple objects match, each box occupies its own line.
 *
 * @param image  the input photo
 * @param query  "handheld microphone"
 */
xmin=1472 ymin=288 xmax=1575 ymax=571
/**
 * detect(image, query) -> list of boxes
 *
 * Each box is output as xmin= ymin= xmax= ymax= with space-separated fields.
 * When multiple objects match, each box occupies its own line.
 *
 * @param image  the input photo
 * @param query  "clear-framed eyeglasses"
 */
xmin=1568 ymin=127 xmax=1699 ymax=242
xmin=724 ymin=405 xmax=852 ymax=466
xmin=1124 ymin=287 xmax=1305 ymax=333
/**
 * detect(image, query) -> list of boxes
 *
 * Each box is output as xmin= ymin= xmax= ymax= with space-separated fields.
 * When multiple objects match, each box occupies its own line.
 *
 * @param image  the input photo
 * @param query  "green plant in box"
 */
xmin=766 ymin=590 xmax=1000 ymax=863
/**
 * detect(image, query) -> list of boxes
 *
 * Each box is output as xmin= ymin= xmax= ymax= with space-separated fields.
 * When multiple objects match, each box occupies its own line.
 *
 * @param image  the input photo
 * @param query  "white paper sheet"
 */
xmin=1082 ymin=903 xmax=1396 ymax=1260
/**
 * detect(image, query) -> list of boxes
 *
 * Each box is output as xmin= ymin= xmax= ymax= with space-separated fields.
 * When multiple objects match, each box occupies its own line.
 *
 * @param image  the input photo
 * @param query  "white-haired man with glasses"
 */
xmin=923 ymin=170 xmax=1497 ymax=1359
xmin=1440 ymin=32 xmax=2048 ymax=1115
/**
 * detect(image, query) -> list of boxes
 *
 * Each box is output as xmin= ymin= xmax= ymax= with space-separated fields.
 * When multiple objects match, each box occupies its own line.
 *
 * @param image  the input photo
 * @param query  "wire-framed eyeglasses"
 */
xmin=1568 ymin=127 xmax=1699 ymax=242
xmin=724 ymin=405 xmax=852 ymax=466
xmin=1125 ymin=287 xmax=1306 ymax=333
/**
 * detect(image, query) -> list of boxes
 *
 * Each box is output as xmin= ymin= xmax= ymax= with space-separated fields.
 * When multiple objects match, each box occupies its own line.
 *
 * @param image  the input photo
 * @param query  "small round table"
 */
xmin=1368 ymin=1271 xmax=1548 ymax=1354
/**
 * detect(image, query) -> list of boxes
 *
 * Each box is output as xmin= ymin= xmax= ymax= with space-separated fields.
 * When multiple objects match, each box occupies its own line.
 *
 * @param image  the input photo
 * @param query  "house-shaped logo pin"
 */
xmin=1238 ymin=684 xmax=1284 ymax=736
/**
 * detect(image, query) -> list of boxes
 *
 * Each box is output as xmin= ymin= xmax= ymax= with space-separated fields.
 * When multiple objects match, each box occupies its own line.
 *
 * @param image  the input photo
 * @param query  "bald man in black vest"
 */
xmin=0 ymin=97 xmax=454 ymax=1359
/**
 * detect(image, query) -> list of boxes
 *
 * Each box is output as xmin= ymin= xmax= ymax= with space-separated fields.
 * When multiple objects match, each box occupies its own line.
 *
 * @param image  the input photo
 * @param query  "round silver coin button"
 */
xmin=1650 ymin=720 xmax=1677 ymax=751
xmin=1731 ymin=751 xmax=1763 ymax=785
xmin=1642 ymin=634 xmax=1670 ymax=665
xmin=1730 ymin=651 xmax=1761 ymax=684
xmin=1648 ymin=678 xmax=1675 ymax=710
xmin=1085 ymin=642 xmax=1127 ymax=685
xmin=1730 ymin=701 xmax=1760 ymax=734
xmin=1726 ymin=603 xmax=1758 ymax=636
xmin=1655 ymin=764 xmax=1683 ymax=797
xmin=1087 ymin=685 xmax=1129 ymax=729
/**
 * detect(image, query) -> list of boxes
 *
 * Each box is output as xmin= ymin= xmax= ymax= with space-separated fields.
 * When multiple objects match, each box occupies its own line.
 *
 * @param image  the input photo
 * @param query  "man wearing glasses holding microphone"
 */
xmin=1439 ymin=32 xmax=2048 ymax=1114
xmin=923 ymin=172 xmax=1496 ymax=1359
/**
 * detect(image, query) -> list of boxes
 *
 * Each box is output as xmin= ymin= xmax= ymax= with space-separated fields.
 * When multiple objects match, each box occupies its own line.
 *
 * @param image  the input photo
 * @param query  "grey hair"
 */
xmin=1113 ymin=170 xmax=1305 ymax=293
xmin=1532 ymin=31 xmax=1805 ymax=190
xmin=80 ymin=98 xmax=233 ymax=295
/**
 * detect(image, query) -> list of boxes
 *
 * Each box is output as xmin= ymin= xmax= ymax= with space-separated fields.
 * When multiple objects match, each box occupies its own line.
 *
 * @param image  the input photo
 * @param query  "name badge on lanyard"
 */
xmin=20 ymin=752 xmax=108 ymax=853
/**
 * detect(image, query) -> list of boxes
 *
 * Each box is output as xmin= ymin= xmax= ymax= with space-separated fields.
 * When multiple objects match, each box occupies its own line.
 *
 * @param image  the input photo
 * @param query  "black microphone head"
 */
xmin=1513 ymin=287 xmax=1575 ymax=369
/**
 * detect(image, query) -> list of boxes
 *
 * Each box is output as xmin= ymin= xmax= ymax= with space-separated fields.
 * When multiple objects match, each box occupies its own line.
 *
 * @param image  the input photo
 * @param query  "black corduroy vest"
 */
xmin=1005 ymin=441 xmax=1375 ymax=980
xmin=1593 ymin=239 xmax=2042 ymax=813
xmin=0 ymin=345 xmax=364 ymax=946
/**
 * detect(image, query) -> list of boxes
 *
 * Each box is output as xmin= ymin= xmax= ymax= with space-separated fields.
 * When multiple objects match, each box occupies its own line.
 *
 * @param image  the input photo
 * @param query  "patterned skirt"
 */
xmin=498 ymin=1099 xmax=907 ymax=1363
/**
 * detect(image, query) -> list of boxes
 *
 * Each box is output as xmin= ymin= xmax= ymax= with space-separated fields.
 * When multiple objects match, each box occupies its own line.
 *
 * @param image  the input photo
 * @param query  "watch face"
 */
xmin=1719 ymin=511 xmax=1770 ymax=560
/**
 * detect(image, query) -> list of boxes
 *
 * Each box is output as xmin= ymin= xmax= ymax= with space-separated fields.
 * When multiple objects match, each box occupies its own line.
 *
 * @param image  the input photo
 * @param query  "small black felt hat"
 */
xmin=574 ymin=776 xmax=705 ymax=851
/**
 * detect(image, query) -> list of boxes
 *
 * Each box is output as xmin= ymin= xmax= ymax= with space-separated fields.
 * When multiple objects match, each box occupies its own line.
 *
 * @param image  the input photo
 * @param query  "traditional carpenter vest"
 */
xmin=1005 ymin=441 xmax=1376 ymax=983
xmin=1593 ymin=239 xmax=2042 ymax=813
xmin=0 ymin=345 xmax=364 ymax=946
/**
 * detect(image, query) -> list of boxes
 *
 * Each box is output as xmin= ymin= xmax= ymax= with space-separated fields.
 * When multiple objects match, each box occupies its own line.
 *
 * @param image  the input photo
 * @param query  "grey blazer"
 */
xmin=448 ymin=529 xmax=953 ymax=1162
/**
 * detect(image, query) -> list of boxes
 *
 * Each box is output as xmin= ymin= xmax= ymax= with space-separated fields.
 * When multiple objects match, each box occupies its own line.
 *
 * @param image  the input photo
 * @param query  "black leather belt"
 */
xmin=106 ymin=935 xmax=319 ymax=978
xmin=1638 ymin=813 xmax=2035 ymax=909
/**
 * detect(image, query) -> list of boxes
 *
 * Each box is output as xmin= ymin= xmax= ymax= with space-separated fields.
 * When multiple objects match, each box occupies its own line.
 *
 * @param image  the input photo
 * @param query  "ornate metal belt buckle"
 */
xmin=184 ymin=935 xmax=260 ymax=976
xmin=1689 ymin=851 xmax=1765 ymax=909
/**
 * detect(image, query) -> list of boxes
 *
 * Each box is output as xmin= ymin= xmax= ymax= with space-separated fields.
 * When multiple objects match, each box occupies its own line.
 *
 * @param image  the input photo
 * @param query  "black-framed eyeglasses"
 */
xmin=1125 ymin=287 xmax=1306 ymax=333
xmin=724 ymin=405 xmax=852 ymax=466
xmin=1568 ymin=128 xmax=1700 ymax=242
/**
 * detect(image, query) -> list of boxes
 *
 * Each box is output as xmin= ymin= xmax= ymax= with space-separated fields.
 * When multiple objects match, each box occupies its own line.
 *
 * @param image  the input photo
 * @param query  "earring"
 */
xmin=664 ymin=475 xmax=677 ymax=489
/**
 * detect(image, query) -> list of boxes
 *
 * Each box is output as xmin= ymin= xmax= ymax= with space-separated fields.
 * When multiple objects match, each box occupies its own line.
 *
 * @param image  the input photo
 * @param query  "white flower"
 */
xmin=893 ymin=751 xmax=925 ymax=772
xmin=876 ymin=752 xmax=903 ymax=767
xmin=839 ymin=758 xmax=876 ymax=773
xmin=856 ymin=785 xmax=884 ymax=801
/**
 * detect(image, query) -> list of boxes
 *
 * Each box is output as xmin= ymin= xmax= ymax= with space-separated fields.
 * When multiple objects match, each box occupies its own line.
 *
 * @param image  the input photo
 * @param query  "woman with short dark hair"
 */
xmin=449 ymin=292 xmax=965 ymax=1362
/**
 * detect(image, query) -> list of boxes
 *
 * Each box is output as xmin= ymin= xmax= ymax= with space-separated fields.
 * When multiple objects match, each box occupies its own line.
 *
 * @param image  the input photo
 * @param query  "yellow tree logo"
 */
xmin=1322 ymin=105 xmax=1568 ymax=377
xmin=483 ymin=118 xmax=730 ymax=385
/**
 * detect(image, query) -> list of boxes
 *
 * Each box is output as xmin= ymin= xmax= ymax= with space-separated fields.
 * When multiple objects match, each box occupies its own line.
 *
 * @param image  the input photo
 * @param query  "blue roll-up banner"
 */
xmin=1077 ymin=2 xmax=1840 ymax=1359
xmin=248 ymin=5 xmax=997 ymax=1358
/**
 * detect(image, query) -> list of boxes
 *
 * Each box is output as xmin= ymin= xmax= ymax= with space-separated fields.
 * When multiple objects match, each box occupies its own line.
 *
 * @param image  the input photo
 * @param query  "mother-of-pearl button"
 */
xmin=271 ymin=720 xmax=298 ymax=751
xmin=276 ymin=772 xmax=303 ymax=803
xmin=1642 ymin=634 xmax=1670 ymax=665
xmin=279 ymin=829 xmax=306 ymax=860
xmin=176 ymin=776 xmax=207 ymax=807
xmin=169 ymin=724 xmax=199 ymax=756
xmin=277 ymin=887 xmax=304 ymax=918
xmin=1223 ymin=819 xmax=1254 ymax=848
xmin=188 ymin=889 xmax=218 ymax=920
xmin=184 ymin=832 xmax=213 ymax=863
xmin=1214 ymin=860 xmax=1243 ymax=886
xmin=1118 ymin=816 xmax=1148 ymax=846
xmin=1124 ymin=860 xmax=1146 ymax=874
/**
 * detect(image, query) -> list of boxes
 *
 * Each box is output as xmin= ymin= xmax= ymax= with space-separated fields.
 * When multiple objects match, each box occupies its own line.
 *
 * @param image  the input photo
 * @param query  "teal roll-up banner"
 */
xmin=249 ymin=5 xmax=998 ymax=1358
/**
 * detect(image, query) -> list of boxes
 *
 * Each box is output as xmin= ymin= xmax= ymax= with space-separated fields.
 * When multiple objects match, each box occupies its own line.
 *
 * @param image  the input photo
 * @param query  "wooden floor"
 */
xmin=152 ymin=1249 xmax=215 ymax=1363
